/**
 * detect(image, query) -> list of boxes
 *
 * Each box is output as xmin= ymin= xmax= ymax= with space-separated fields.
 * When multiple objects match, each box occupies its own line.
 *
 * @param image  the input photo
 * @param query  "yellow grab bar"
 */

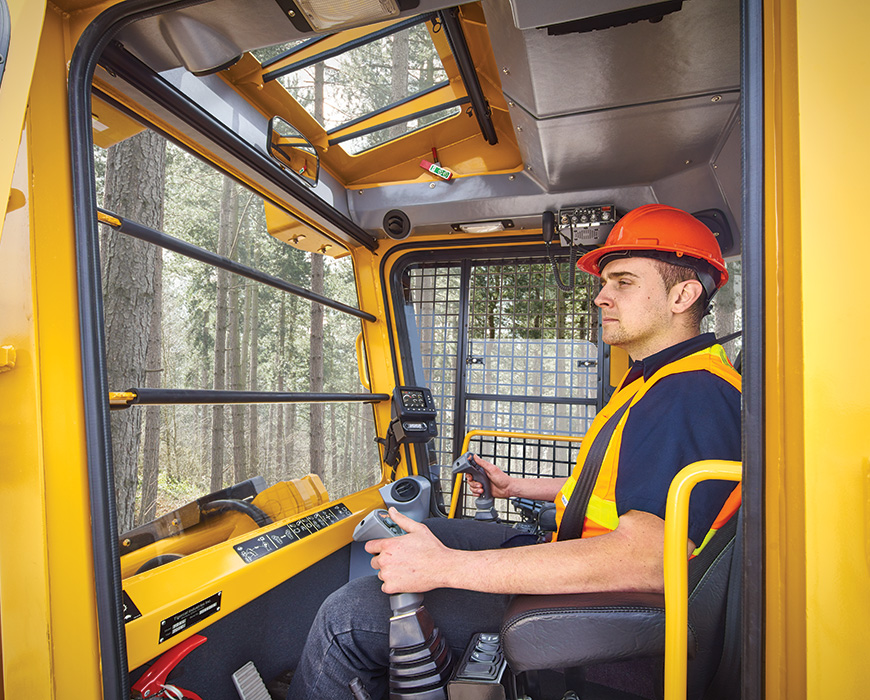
xmin=355 ymin=333 xmax=370 ymax=390
xmin=447 ymin=429 xmax=584 ymax=518
xmin=663 ymin=460 xmax=742 ymax=700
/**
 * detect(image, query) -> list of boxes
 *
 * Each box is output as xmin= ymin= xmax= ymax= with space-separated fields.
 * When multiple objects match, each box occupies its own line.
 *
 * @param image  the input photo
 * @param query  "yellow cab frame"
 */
xmin=0 ymin=0 xmax=868 ymax=698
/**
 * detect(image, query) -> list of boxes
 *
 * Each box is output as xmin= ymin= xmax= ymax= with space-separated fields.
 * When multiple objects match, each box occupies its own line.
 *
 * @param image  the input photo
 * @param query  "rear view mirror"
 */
xmin=267 ymin=117 xmax=319 ymax=187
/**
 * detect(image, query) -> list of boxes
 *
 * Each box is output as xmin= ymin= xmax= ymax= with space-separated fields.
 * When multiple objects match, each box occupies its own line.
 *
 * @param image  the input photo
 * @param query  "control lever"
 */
xmin=451 ymin=452 xmax=499 ymax=522
xmin=353 ymin=510 xmax=454 ymax=700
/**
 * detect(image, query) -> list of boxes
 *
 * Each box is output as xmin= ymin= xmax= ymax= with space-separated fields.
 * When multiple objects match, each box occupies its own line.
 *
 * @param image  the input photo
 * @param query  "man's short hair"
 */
xmin=651 ymin=259 xmax=705 ymax=327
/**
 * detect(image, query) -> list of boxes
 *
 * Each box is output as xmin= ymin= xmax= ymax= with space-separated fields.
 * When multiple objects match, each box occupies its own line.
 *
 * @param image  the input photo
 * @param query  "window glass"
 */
xmin=95 ymin=132 xmax=380 ymax=544
xmin=399 ymin=255 xmax=600 ymax=518
xmin=257 ymin=22 xmax=451 ymax=154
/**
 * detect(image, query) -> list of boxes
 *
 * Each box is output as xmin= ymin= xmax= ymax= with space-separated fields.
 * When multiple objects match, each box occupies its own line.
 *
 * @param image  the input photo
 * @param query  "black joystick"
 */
xmin=353 ymin=510 xmax=453 ymax=700
xmin=451 ymin=452 xmax=499 ymax=522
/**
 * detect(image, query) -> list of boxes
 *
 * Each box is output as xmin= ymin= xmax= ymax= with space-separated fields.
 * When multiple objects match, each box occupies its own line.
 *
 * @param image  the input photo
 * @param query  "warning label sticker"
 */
xmin=159 ymin=591 xmax=222 ymax=643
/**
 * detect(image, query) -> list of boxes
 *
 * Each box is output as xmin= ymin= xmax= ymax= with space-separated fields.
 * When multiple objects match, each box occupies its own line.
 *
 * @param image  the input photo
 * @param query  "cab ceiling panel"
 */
xmin=479 ymin=0 xmax=739 ymax=192
xmin=482 ymin=0 xmax=739 ymax=118
xmin=115 ymin=0 xmax=465 ymax=73
xmin=508 ymin=93 xmax=739 ymax=191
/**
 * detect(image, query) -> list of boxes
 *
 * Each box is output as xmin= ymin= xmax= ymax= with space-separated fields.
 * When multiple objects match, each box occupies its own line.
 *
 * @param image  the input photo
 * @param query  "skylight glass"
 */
xmin=338 ymin=104 xmax=463 ymax=154
xmin=261 ymin=21 xmax=451 ymax=153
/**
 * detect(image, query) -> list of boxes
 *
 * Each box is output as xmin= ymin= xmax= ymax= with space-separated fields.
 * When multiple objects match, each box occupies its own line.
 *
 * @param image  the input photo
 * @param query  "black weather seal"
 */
xmin=97 ymin=41 xmax=378 ymax=251
xmin=116 ymin=388 xmax=389 ymax=407
xmin=437 ymin=8 xmax=498 ymax=146
xmin=326 ymin=79 xmax=450 ymax=135
xmin=69 ymin=4 xmax=210 ymax=698
xmin=327 ymin=96 xmax=470 ymax=146
xmin=98 ymin=208 xmax=377 ymax=322
xmin=260 ymin=34 xmax=332 ymax=70
xmin=262 ymin=12 xmax=435 ymax=83
xmin=740 ymin=0 xmax=765 ymax=696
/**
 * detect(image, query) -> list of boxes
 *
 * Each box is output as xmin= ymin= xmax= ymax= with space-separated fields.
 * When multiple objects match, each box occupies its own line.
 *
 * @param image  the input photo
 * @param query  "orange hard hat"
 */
xmin=576 ymin=204 xmax=729 ymax=292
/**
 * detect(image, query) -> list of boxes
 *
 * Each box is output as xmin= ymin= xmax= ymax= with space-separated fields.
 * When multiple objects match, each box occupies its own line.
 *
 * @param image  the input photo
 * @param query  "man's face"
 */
xmin=594 ymin=256 xmax=673 ymax=358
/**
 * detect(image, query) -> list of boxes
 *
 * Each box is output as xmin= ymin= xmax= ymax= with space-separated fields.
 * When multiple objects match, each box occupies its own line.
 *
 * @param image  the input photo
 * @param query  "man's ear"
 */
xmin=670 ymin=279 xmax=704 ymax=314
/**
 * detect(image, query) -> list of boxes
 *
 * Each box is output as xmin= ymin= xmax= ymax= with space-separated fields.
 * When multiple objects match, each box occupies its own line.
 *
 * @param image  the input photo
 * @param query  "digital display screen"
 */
xmin=401 ymin=390 xmax=426 ymax=409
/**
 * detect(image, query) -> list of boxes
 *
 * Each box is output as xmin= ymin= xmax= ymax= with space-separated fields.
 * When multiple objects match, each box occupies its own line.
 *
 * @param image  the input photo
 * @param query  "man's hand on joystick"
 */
xmin=364 ymin=508 xmax=453 ymax=595
xmin=461 ymin=454 xmax=514 ymax=500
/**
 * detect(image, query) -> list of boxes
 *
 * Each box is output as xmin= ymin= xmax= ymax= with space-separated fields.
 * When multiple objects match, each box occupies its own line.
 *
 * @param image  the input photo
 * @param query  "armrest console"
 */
xmin=500 ymin=591 xmax=694 ymax=673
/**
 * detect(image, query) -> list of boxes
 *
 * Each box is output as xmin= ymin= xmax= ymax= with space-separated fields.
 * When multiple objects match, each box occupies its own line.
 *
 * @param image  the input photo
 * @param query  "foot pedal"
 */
xmin=232 ymin=661 xmax=271 ymax=700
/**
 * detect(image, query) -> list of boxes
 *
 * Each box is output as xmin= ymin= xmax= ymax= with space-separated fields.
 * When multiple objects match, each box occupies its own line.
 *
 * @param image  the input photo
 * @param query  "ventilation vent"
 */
xmin=392 ymin=478 xmax=421 ymax=502
xmin=383 ymin=209 xmax=412 ymax=240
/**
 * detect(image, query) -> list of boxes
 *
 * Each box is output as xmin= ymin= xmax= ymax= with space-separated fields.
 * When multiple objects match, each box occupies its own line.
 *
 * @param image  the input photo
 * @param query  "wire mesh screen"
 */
xmin=401 ymin=254 xmax=601 ymax=517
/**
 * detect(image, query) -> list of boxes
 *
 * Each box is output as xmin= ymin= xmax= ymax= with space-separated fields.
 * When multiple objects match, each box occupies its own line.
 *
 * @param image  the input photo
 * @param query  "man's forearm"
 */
xmin=508 ymin=476 xmax=567 ymax=502
xmin=374 ymin=509 xmax=669 ymax=596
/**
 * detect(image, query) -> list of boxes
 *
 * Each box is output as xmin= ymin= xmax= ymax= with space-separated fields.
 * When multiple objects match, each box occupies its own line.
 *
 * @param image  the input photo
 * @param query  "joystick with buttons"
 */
xmin=353 ymin=510 xmax=454 ymax=700
xmin=451 ymin=452 xmax=499 ymax=523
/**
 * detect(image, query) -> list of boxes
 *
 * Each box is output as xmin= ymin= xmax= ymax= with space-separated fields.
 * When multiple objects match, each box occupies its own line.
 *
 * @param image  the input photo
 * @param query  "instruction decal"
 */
xmin=159 ymin=591 xmax=222 ymax=643
xmin=122 ymin=590 xmax=141 ymax=624
xmin=234 ymin=503 xmax=352 ymax=564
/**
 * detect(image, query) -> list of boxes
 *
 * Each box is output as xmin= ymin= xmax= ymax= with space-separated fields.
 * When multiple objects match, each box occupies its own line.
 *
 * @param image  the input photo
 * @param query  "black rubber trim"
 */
xmin=326 ymin=79 xmax=450 ymax=135
xmin=328 ymin=96 xmax=470 ymax=146
xmin=69 ymin=4 xmax=211 ymax=697
xmin=99 ymin=208 xmax=376 ymax=321
xmin=122 ymin=388 xmax=389 ymax=406
xmin=262 ymin=13 xmax=435 ymax=82
xmin=97 ymin=41 xmax=378 ymax=251
xmin=740 ymin=0 xmax=765 ymax=696
xmin=438 ymin=8 xmax=498 ymax=145
xmin=259 ymin=34 xmax=332 ymax=70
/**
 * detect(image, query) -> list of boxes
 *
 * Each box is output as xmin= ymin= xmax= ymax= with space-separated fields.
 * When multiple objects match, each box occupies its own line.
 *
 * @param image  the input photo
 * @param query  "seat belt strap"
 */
xmin=556 ymin=397 xmax=633 ymax=541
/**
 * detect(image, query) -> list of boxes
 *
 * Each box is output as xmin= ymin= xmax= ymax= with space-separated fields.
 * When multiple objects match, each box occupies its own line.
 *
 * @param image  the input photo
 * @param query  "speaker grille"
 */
xmin=383 ymin=209 xmax=411 ymax=240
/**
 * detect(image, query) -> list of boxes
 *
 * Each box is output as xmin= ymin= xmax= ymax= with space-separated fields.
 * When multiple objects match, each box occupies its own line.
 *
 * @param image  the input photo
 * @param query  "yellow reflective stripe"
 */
xmin=584 ymin=493 xmax=619 ymax=531
xmin=691 ymin=526 xmax=718 ymax=557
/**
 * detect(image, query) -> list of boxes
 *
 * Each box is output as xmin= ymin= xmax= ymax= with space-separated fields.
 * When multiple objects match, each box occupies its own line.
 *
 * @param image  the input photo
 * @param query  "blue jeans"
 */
xmin=288 ymin=518 xmax=537 ymax=700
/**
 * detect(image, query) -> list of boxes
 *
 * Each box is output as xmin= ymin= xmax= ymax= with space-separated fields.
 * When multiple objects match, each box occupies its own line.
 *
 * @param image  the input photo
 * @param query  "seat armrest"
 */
xmin=501 ymin=591 xmax=692 ymax=673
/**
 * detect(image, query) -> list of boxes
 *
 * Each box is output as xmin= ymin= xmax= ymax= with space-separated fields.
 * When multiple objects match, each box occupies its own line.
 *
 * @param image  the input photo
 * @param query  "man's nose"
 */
xmin=594 ymin=286 xmax=610 ymax=308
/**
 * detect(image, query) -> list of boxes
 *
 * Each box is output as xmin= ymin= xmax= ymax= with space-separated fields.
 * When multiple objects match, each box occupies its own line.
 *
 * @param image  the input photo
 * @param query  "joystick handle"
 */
xmin=451 ymin=452 xmax=492 ymax=500
xmin=451 ymin=453 xmax=499 ymax=522
xmin=353 ymin=509 xmax=407 ymax=542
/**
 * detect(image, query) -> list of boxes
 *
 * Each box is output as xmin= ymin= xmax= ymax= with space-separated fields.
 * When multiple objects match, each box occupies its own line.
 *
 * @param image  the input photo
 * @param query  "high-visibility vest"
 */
xmin=554 ymin=344 xmax=741 ymax=555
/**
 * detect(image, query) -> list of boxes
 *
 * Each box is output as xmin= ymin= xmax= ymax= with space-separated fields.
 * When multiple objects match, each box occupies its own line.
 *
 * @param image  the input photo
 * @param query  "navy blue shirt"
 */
xmin=613 ymin=333 xmax=741 ymax=545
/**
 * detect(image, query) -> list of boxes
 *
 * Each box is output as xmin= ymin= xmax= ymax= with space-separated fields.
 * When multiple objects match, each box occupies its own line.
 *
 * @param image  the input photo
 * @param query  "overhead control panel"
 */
xmin=557 ymin=205 xmax=617 ymax=247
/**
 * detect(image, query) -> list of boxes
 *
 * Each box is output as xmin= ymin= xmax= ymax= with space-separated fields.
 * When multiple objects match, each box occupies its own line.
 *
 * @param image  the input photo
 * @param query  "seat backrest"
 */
xmin=686 ymin=510 xmax=742 ymax=700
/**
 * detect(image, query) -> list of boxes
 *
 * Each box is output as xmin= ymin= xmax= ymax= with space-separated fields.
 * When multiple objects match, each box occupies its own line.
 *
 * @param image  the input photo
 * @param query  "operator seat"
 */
xmin=500 ymin=510 xmax=742 ymax=700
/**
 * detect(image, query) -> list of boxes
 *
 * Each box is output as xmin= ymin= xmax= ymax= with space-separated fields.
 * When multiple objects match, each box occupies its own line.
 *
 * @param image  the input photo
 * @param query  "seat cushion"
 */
xmin=501 ymin=591 xmax=694 ymax=673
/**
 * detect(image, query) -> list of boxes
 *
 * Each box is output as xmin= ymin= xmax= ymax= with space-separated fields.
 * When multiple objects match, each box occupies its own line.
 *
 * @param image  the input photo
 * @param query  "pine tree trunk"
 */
xmin=387 ymin=30 xmax=410 ymax=140
xmin=211 ymin=178 xmax=235 ymax=491
xmin=227 ymin=192 xmax=247 ymax=485
xmin=275 ymin=296 xmax=286 ymax=480
xmin=287 ymin=403 xmax=296 ymax=471
xmin=343 ymin=404 xmax=352 ymax=486
xmin=229 ymin=277 xmax=247 ymax=484
xmin=139 ymin=250 xmax=163 ymax=525
xmin=102 ymin=129 xmax=166 ymax=533
xmin=248 ymin=278 xmax=260 ymax=479
xmin=329 ymin=405 xmax=337 ymax=485
xmin=309 ymin=254 xmax=325 ymax=479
